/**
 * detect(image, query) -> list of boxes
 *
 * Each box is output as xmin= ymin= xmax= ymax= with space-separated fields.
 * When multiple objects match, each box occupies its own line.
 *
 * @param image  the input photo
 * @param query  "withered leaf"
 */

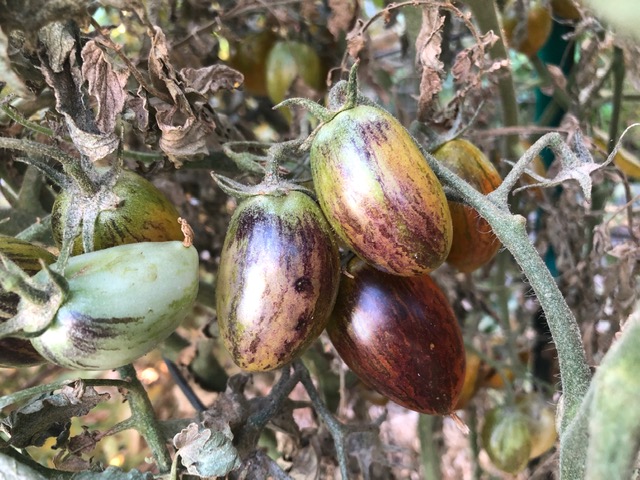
xmin=148 ymin=26 xmax=189 ymax=110
xmin=53 ymin=450 xmax=94 ymax=472
xmin=346 ymin=19 xmax=366 ymax=59
xmin=451 ymin=31 xmax=502 ymax=105
xmin=0 ymin=30 xmax=32 ymax=98
xmin=179 ymin=65 xmax=243 ymax=98
xmin=125 ymin=88 xmax=149 ymax=132
xmin=0 ymin=383 xmax=110 ymax=449
xmin=328 ymin=0 xmax=358 ymax=40
xmin=71 ymin=466 xmax=154 ymax=479
xmin=81 ymin=40 xmax=129 ymax=134
xmin=173 ymin=422 xmax=241 ymax=477
xmin=416 ymin=5 xmax=445 ymax=121
xmin=39 ymin=23 xmax=118 ymax=162
xmin=514 ymin=132 xmax=612 ymax=202
xmin=155 ymin=102 xmax=212 ymax=166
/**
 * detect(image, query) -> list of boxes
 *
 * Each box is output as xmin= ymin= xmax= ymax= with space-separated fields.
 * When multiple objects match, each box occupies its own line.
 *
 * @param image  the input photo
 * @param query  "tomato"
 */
xmin=310 ymin=105 xmax=452 ymax=276
xmin=481 ymin=406 xmax=532 ymax=474
xmin=516 ymin=393 xmax=557 ymax=459
xmin=51 ymin=168 xmax=183 ymax=255
xmin=327 ymin=258 xmax=465 ymax=415
xmin=266 ymin=41 xmax=324 ymax=120
xmin=454 ymin=351 xmax=483 ymax=410
xmin=433 ymin=139 xmax=502 ymax=273
xmin=0 ymin=235 xmax=56 ymax=367
xmin=227 ymin=30 xmax=277 ymax=96
xmin=503 ymin=0 xmax=552 ymax=57
xmin=550 ymin=0 xmax=581 ymax=20
xmin=28 ymin=241 xmax=199 ymax=370
xmin=216 ymin=191 xmax=340 ymax=372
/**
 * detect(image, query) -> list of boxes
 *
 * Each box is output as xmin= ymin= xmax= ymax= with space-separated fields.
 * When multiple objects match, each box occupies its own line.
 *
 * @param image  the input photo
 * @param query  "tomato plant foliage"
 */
xmin=0 ymin=0 xmax=638 ymax=479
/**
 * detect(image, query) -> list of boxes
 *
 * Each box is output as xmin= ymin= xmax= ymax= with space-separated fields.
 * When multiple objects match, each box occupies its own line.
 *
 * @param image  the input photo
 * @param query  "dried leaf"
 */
xmin=125 ymin=89 xmax=149 ymax=132
xmin=451 ymin=31 xmax=502 ymax=105
xmin=174 ymin=422 xmax=241 ymax=477
xmin=515 ymin=132 xmax=611 ymax=201
xmin=328 ymin=0 xmax=358 ymax=40
xmin=148 ymin=26 xmax=189 ymax=110
xmin=81 ymin=40 xmax=129 ymax=133
xmin=346 ymin=19 xmax=366 ymax=59
xmin=38 ymin=22 xmax=118 ymax=162
xmin=155 ymin=102 xmax=212 ymax=166
xmin=0 ymin=29 xmax=32 ymax=97
xmin=1 ymin=383 xmax=109 ymax=449
xmin=53 ymin=450 xmax=94 ymax=472
xmin=416 ymin=5 xmax=445 ymax=121
xmin=179 ymin=65 xmax=243 ymax=97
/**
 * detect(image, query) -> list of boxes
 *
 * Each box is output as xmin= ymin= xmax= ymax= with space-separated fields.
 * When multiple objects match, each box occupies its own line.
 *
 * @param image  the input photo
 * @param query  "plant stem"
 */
xmin=423 ymin=149 xmax=590 ymax=432
xmin=464 ymin=0 xmax=520 ymax=158
xmin=118 ymin=364 xmax=172 ymax=473
xmin=418 ymin=414 xmax=442 ymax=480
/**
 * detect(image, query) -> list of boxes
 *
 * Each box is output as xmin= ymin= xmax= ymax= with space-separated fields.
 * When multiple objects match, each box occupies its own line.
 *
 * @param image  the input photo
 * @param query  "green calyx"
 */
xmin=213 ymin=140 xmax=315 ymax=200
xmin=0 ymin=254 xmax=68 ymax=339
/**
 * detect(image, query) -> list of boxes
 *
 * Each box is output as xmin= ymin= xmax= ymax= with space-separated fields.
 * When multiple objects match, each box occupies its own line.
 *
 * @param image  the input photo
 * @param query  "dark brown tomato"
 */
xmin=327 ymin=258 xmax=466 ymax=415
xmin=51 ymin=169 xmax=183 ymax=255
xmin=227 ymin=30 xmax=277 ymax=96
xmin=433 ymin=139 xmax=502 ymax=273
xmin=216 ymin=191 xmax=340 ymax=372
xmin=310 ymin=105 xmax=452 ymax=276
xmin=0 ymin=235 xmax=56 ymax=367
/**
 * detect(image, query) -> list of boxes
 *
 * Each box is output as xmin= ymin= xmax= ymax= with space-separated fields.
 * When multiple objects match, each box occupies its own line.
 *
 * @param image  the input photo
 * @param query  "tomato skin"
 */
xmin=503 ymin=0 xmax=552 ymax=57
xmin=433 ymin=139 xmax=502 ymax=273
xmin=311 ymin=105 xmax=452 ymax=276
xmin=52 ymin=169 xmax=183 ymax=255
xmin=29 ymin=241 xmax=199 ymax=370
xmin=327 ymin=258 xmax=465 ymax=415
xmin=482 ymin=406 xmax=532 ymax=474
xmin=516 ymin=393 xmax=557 ymax=459
xmin=0 ymin=235 xmax=56 ymax=367
xmin=216 ymin=192 xmax=340 ymax=372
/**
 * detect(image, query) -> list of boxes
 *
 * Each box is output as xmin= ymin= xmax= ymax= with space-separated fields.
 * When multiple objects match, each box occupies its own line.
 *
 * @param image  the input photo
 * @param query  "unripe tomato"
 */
xmin=550 ymin=0 xmax=581 ymax=19
xmin=28 ymin=241 xmax=199 ymax=370
xmin=311 ymin=105 xmax=452 ymax=276
xmin=481 ymin=406 xmax=532 ymax=474
xmin=454 ymin=351 xmax=483 ymax=410
xmin=227 ymin=30 xmax=277 ymax=96
xmin=516 ymin=393 xmax=557 ymax=459
xmin=51 ymin=169 xmax=183 ymax=255
xmin=0 ymin=235 xmax=56 ymax=367
xmin=327 ymin=258 xmax=466 ymax=415
xmin=433 ymin=139 xmax=502 ymax=273
xmin=266 ymin=41 xmax=324 ymax=120
xmin=503 ymin=0 xmax=553 ymax=57
xmin=216 ymin=191 xmax=340 ymax=372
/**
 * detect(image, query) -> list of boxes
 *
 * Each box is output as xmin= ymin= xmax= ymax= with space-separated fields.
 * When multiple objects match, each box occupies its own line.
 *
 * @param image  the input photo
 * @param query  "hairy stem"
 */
xmin=118 ymin=364 xmax=172 ymax=473
xmin=423 ymin=151 xmax=590 ymax=433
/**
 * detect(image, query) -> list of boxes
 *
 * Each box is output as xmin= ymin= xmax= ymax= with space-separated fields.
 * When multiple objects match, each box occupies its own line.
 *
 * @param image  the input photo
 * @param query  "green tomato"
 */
xmin=28 ymin=241 xmax=199 ymax=370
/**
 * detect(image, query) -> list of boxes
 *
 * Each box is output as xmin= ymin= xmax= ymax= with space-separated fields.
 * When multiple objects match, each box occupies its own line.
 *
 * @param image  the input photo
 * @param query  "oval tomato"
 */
xmin=266 ymin=41 xmax=324 ymax=120
xmin=516 ymin=393 xmax=557 ymax=459
xmin=228 ymin=30 xmax=277 ymax=96
xmin=51 ymin=169 xmax=183 ymax=255
xmin=503 ymin=0 xmax=552 ymax=57
xmin=28 ymin=241 xmax=199 ymax=370
xmin=481 ymin=406 xmax=532 ymax=474
xmin=327 ymin=258 xmax=465 ymax=415
xmin=433 ymin=139 xmax=502 ymax=273
xmin=311 ymin=105 xmax=452 ymax=276
xmin=216 ymin=191 xmax=340 ymax=372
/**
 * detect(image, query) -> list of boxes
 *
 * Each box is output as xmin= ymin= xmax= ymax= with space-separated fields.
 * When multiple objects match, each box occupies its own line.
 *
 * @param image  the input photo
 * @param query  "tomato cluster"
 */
xmin=212 ymin=71 xmax=508 ymax=417
xmin=0 ymin=167 xmax=199 ymax=370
